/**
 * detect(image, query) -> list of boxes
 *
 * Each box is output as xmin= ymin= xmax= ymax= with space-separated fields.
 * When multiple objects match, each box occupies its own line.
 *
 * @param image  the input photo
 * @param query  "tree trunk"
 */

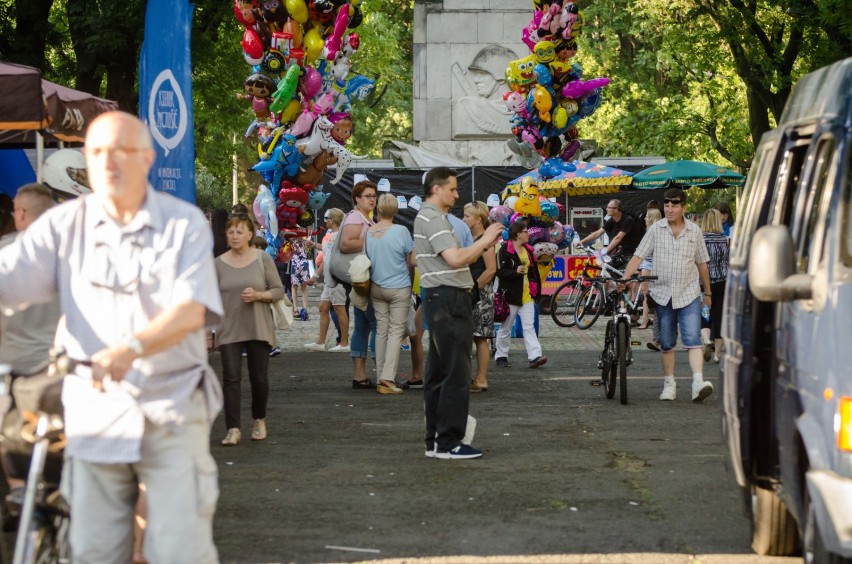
xmin=10 ymin=0 xmax=56 ymax=70
xmin=66 ymin=0 xmax=103 ymax=95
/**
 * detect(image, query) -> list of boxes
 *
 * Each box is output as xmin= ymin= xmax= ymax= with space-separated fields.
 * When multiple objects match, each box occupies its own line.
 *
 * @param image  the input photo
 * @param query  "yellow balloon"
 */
xmin=285 ymin=0 xmax=308 ymax=24
xmin=303 ymin=27 xmax=324 ymax=64
xmin=553 ymin=106 xmax=568 ymax=129
xmin=280 ymin=99 xmax=302 ymax=124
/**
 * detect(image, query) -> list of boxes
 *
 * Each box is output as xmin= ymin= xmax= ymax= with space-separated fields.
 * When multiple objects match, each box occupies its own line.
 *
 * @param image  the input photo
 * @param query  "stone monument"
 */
xmin=411 ymin=0 xmax=531 ymax=166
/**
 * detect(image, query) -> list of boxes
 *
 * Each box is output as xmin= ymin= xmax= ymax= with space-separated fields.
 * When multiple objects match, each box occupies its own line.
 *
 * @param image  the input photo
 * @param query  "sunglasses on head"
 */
xmin=663 ymin=199 xmax=683 ymax=205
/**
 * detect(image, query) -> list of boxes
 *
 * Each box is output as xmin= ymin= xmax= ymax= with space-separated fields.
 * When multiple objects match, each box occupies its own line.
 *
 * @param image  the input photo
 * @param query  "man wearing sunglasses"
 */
xmin=0 ymin=112 xmax=222 ymax=562
xmin=576 ymin=198 xmax=642 ymax=270
xmin=621 ymin=188 xmax=714 ymax=403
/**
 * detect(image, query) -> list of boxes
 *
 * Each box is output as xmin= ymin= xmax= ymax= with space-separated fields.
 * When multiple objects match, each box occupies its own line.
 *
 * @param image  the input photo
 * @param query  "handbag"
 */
xmin=329 ymin=211 xmax=367 ymax=285
xmin=349 ymin=232 xmax=372 ymax=296
xmin=404 ymin=293 xmax=418 ymax=337
xmin=257 ymin=250 xmax=294 ymax=330
xmin=493 ymin=289 xmax=510 ymax=323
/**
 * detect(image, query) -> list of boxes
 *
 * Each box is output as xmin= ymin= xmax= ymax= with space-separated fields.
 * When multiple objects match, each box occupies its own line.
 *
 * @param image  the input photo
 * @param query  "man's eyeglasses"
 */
xmin=84 ymin=147 xmax=148 ymax=160
xmin=663 ymin=199 xmax=683 ymax=205
xmin=359 ymin=194 xmax=377 ymax=199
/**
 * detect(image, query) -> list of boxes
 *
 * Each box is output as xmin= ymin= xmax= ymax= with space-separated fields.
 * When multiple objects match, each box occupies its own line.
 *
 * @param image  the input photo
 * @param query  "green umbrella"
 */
xmin=631 ymin=160 xmax=745 ymax=190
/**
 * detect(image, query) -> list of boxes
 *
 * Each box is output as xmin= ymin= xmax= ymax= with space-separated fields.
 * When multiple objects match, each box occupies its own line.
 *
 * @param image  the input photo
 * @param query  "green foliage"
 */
xmin=195 ymin=166 xmax=234 ymax=212
xmin=345 ymin=1 xmax=414 ymax=157
xmin=578 ymin=0 xmax=848 ymax=171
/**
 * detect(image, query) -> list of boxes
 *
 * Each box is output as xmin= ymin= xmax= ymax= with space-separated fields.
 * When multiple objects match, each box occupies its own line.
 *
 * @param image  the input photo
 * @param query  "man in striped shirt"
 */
xmin=622 ymin=188 xmax=714 ymax=403
xmin=414 ymin=167 xmax=502 ymax=459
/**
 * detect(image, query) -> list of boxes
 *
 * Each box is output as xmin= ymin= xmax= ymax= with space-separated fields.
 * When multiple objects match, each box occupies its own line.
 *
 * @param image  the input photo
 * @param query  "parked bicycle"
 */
xmin=0 ymin=351 xmax=87 ymax=564
xmin=594 ymin=274 xmax=657 ymax=404
xmin=548 ymin=248 xmax=603 ymax=328
xmin=571 ymin=250 xmax=629 ymax=330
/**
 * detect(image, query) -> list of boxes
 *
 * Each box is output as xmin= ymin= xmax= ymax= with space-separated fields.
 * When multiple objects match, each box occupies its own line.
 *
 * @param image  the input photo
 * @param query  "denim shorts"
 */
xmin=655 ymin=296 xmax=702 ymax=352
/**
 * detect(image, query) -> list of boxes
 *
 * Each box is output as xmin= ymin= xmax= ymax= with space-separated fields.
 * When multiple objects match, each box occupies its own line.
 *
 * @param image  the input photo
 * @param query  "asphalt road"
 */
xmin=209 ymin=317 xmax=799 ymax=564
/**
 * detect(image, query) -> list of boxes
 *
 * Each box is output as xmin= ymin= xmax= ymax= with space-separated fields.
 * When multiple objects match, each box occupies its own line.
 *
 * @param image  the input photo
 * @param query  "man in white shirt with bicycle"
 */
xmin=0 ymin=112 xmax=222 ymax=563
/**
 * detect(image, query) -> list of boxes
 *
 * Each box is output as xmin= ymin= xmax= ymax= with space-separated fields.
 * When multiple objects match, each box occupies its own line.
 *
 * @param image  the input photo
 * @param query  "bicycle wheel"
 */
xmin=602 ymin=320 xmax=616 ymax=399
xmin=550 ymin=280 xmax=584 ymax=327
xmin=575 ymin=283 xmax=604 ymax=330
xmin=617 ymin=320 xmax=628 ymax=405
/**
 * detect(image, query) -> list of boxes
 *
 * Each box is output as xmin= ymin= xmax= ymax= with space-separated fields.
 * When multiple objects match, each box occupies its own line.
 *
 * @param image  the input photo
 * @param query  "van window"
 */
xmin=793 ymin=136 xmax=836 ymax=273
xmin=770 ymin=137 xmax=811 ymax=227
xmin=731 ymin=141 xmax=775 ymax=263
xmin=842 ymin=145 xmax=852 ymax=268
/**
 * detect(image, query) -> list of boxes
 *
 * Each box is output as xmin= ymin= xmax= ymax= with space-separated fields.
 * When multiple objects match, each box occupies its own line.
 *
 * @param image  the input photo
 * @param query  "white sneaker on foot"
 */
xmin=251 ymin=419 xmax=267 ymax=441
xmin=692 ymin=380 xmax=714 ymax=402
xmin=304 ymin=342 xmax=326 ymax=352
xmin=702 ymin=340 xmax=712 ymax=362
xmin=328 ymin=344 xmax=350 ymax=352
xmin=660 ymin=379 xmax=677 ymax=401
xmin=221 ymin=428 xmax=241 ymax=446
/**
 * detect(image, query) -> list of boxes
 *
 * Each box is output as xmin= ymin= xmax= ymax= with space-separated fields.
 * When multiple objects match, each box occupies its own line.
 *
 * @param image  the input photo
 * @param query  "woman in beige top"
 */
xmin=215 ymin=214 xmax=284 ymax=446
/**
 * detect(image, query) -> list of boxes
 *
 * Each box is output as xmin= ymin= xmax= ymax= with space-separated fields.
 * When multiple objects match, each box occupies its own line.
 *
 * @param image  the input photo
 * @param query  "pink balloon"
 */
xmin=300 ymin=67 xmax=323 ymax=100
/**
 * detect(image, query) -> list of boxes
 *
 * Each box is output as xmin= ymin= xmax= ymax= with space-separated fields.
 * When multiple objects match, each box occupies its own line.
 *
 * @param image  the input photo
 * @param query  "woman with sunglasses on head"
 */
xmin=214 ymin=214 xmax=285 ymax=445
xmin=339 ymin=180 xmax=379 ymax=388
xmin=494 ymin=219 xmax=547 ymax=370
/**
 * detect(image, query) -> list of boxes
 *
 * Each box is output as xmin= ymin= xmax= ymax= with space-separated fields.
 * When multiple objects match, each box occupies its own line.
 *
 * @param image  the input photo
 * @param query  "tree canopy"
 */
xmin=0 ymin=0 xmax=848 ymax=212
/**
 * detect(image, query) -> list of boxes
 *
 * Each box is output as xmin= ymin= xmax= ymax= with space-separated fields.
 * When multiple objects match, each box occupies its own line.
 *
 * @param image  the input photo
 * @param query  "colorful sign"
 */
xmin=541 ymin=255 xmax=599 ymax=296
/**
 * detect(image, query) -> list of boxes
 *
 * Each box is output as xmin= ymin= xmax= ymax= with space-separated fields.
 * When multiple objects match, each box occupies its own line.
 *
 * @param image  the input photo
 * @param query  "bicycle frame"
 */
xmin=2 ymin=353 xmax=81 ymax=564
xmin=596 ymin=275 xmax=656 ymax=404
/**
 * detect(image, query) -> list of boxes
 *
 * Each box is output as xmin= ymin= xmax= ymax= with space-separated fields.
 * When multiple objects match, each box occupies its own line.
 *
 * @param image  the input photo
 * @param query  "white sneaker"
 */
xmin=692 ymin=380 xmax=714 ymax=402
xmin=251 ymin=419 xmax=266 ymax=441
xmin=328 ymin=344 xmax=350 ymax=353
xmin=221 ymin=428 xmax=241 ymax=446
xmin=304 ymin=342 xmax=326 ymax=352
xmin=713 ymin=354 xmax=720 ymax=364
xmin=660 ymin=380 xmax=677 ymax=401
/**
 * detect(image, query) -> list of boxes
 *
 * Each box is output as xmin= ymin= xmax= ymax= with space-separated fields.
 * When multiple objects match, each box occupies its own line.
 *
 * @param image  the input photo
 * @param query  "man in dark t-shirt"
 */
xmin=577 ymin=199 xmax=642 ymax=269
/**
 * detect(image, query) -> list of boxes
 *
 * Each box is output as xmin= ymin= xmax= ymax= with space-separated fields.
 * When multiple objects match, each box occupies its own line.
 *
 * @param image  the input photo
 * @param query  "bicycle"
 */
xmin=572 ymin=252 xmax=628 ymax=330
xmin=1 ymin=351 xmax=87 ymax=564
xmin=548 ymin=248 xmax=604 ymax=328
xmin=594 ymin=274 xmax=657 ymax=404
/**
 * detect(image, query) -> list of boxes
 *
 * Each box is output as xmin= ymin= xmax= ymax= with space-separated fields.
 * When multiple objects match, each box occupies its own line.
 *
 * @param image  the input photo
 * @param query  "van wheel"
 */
xmin=803 ymin=486 xmax=851 ymax=563
xmin=751 ymin=485 xmax=799 ymax=556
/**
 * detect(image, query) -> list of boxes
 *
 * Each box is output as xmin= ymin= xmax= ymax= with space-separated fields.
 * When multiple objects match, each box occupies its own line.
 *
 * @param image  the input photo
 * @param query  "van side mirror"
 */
xmin=749 ymin=225 xmax=813 ymax=301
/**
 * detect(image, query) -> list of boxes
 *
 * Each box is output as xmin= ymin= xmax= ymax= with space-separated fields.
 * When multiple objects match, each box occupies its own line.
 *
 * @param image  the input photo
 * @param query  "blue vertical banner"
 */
xmin=138 ymin=1 xmax=196 ymax=203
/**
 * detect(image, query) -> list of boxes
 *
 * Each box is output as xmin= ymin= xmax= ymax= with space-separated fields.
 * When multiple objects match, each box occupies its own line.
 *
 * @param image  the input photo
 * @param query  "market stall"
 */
xmin=0 ymin=61 xmax=118 ymax=195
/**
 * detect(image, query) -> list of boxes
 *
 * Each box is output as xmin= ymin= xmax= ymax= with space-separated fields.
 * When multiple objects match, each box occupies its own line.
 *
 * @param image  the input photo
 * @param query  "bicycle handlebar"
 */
xmin=618 ymin=275 xmax=658 ymax=283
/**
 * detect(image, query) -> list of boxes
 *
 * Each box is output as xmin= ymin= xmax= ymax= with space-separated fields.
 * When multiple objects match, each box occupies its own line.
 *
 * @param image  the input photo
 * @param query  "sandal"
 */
xmin=637 ymin=320 xmax=653 ymax=330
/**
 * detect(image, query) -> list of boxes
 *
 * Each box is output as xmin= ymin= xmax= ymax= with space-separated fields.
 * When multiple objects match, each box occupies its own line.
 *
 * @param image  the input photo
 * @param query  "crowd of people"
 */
xmin=0 ymin=110 xmax=736 ymax=558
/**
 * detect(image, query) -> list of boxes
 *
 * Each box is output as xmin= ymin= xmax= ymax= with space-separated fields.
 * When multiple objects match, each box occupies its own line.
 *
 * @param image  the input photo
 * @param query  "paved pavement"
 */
xmin=276 ymin=303 xmax=611 ymax=355
xmin=208 ymin=305 xmax=798 ymax=564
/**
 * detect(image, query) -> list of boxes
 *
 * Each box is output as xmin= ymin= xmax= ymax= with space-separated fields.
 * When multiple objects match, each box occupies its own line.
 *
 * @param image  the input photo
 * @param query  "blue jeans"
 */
xmin=656 ymin=296 xmax=702 ymax=352
xmin=350 ymin=303 xmax=376 ymax=359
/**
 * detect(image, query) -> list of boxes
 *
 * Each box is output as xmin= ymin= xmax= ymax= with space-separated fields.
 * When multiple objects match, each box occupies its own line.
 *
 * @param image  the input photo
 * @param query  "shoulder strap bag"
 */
xmin=257 ymin=250 xmax=294 ymax=330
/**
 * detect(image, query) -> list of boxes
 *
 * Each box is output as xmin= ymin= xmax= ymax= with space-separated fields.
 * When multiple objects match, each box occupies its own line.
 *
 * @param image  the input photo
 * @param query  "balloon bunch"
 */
xmin=503 ymin=1 xmax=610 ymax=169
xmin=235 ymin=0 xmax=374 ymax=257
xmin=489 ymin=176 xmax=577 ymax=262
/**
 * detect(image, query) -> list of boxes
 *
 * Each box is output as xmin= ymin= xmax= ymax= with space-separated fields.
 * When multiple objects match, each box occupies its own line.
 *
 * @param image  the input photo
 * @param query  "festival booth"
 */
xmin=0 ymin=61 xmax=118 ymax=196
